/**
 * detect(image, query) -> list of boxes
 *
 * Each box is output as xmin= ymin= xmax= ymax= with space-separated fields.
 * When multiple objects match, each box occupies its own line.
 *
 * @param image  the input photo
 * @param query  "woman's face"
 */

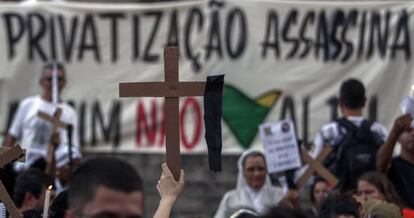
xmin=313 ymin=181 xmax=328 ymax=207
xmin=243 ymin=155 xmax=267 ymax=190
xmin=357 ymin=180 xmax=385 ymax=202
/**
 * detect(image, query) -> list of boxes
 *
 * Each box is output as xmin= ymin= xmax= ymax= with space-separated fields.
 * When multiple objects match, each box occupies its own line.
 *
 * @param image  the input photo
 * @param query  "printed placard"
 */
xmin=259 ymin=120 xmax=301 ymax=174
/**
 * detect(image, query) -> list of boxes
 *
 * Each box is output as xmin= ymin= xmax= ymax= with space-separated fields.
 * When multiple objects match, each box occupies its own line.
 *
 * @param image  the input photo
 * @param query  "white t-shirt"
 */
xmin=8 ymin=95 xmax=81 ymax=171
xmin=310 ymin=116 xmax=388 ymax=159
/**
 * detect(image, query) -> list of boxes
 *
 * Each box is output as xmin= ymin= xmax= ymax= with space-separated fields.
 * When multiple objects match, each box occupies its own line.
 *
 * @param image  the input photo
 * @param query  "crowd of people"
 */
xmin=0 ymin=63 xmax=185 ymax=218
xmin=212 ymin=79 xmax=414 ymax=218
xmin=1 ymin=63 xmax=414 ymax=218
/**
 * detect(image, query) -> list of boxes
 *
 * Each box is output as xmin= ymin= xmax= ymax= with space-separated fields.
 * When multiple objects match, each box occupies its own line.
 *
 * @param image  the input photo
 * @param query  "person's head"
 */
xmin=319 ymin=193 xmax=360 ymax=218
xmin=339 ymin=79 xmax=366 ymax=115
xmin=39 ymin=62 xmax=66 ymax=97
xmin=310 ymin=177 xmax=328 ymax=209
xmin=65 ymin=157 xmax=144 ymax=218
xmin=398 ymin=128 xmax=414 ymax=155
xmin=238 ymin=150 xmax=267 ymax=191
xmin=49 ymin=190 xmax=68 ymax=218
xmin=22 ymin=208 xmax=43 ymax=218
xmin=357 ymin=171 xmax=403 ymax=206
xmin=261 ymin=206 xmax=308 ymax=218
xmin=13 ymin=169 xmax=54 ymax=213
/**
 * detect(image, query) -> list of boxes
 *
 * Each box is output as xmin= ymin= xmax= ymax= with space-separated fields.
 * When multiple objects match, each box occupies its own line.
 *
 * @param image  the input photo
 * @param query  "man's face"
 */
xmin=75 ymin=186 xmax=143 ymax=218
xmin=40 ymin=68 xmax=66 ymax=94
xmin=243 ymin=155 xmax=267 ymax=191
xmin=399 ymin=128 xmax=414 ymax=153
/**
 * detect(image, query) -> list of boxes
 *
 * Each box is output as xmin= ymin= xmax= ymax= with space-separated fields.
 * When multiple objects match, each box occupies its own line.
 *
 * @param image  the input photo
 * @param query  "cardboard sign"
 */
xmin=0 ymin=146 xmax=25 ymax=166
xmin=259 ymin=120 xmax=301 ymax=174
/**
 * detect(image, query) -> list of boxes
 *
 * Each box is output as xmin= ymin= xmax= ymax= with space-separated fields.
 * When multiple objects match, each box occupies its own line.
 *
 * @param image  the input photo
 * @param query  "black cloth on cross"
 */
xmin=204 ymin=75 xmax=224 ymax=172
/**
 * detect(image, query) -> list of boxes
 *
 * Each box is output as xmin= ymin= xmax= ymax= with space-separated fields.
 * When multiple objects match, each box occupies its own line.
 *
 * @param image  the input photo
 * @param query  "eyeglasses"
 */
xmin=43 ymin=76 xmax=65 ymax=81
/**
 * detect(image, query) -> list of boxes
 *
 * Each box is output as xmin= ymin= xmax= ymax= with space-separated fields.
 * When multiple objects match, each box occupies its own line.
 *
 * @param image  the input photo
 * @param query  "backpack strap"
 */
xmin=336 ymin=117 xmax=359 ymax=134
xmin=359 ymin=119 xmax=381 ymax=145
xmin=360 ymin=119 xmax=374 ymax=130
xmin=331 ymin=118 xmax=358 ymax=169
xmin=334 ymin=117 xmax=361 ymax=162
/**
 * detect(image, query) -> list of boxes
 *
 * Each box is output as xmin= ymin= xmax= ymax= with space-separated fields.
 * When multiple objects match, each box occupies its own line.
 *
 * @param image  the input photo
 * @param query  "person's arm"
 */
xmin=377 ymin=114 xmax=412 ymax=172
xmin=278 ymin=190 xmax=300 ymax=208
xmin=293 ymin=130 xmax=326 ymax=185
xmin=4 ymin=101 xmax=26 ymax=147
xmin=153 ymin=163 xmax=184 ymax=218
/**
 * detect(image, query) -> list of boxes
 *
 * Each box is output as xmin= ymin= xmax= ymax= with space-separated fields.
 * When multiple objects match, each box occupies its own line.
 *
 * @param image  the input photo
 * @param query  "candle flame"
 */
xmin=48 ymin=185 xmax=53 ymax=190
xmin=411 ymin=84 xmax=414 ymax=91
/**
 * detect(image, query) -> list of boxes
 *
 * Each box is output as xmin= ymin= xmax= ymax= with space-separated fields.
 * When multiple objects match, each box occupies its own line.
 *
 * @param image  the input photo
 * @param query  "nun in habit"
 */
xmin=214 ymin=149 xmax=284 ymax=218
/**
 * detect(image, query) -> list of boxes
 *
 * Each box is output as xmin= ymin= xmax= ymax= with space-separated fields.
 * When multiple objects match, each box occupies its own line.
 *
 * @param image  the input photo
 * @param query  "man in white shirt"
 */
xmin=300 ymin=79 xmax=387 ymax=192
xmin=4 ymin=63 xmax=81 ymax=171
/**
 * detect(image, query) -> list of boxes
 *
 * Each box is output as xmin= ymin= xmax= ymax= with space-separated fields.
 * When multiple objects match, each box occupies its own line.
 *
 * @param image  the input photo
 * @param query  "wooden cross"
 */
xmin=0 ymin=145 xmax=24 ymax=218
xmin=0 ymin=146 xmax=25 ymax=166
xmin=37 ymin=108 xmax=68 ymax=162
xmin=119 ymin=47 xmax=206 ymax=181
xmin=296 ymin=146 xmax=338 ymax=190
xmin=37 ymin=108 xmax=68 ymax=133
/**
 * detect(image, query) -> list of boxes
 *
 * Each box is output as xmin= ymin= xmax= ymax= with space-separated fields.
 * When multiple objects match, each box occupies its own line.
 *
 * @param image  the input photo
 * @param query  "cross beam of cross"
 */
xmin=119 ymin=47 xmax=206 ymax=181
xmin=37 ymin=108 xmax=68 ymax=133
xmin=296 ymin=146 xmax=338 ymax=190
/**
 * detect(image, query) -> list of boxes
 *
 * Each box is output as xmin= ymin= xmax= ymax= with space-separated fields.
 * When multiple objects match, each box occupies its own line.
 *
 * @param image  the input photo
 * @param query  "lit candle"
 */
xmin=42 ymin=185 xmax=52 ymax=218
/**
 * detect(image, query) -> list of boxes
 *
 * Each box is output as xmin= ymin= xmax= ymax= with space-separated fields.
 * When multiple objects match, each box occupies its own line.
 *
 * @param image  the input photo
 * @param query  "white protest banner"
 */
xmin=0 ymin=1 xmax=414 ymax=153
xmin=259 ymin=120 xmax=301 ymax=174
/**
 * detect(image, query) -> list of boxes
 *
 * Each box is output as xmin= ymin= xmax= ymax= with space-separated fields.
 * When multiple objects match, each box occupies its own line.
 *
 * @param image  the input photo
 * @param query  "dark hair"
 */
xmin=22 ymin=208 xmax=43 ymax=218
xmin=41 ymin=62 xmax=66 ymax=79
xmin=261 ymin=206 xmax=309 ymax=218
xmin=67 ymin=157 xmax=143 ymax=211
xmin=339 ymin=79 xmax=366 ymax=109
xmin=358 ymin=171 xmax=404 ymax=207
xmin=29 ymin=158 xmax=47 ymax=172
xmin=310 ymin=177 xmax=327 ymax=203
xmin=13 ymin=169 xmax=53 ymax=208
xmin=319 ymin=193 xmax=360 ymax=218
xmin=242 ymin=151 xmax=265 ymax=169
xmin=49 ymin=190 xmax=68 ymax=218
